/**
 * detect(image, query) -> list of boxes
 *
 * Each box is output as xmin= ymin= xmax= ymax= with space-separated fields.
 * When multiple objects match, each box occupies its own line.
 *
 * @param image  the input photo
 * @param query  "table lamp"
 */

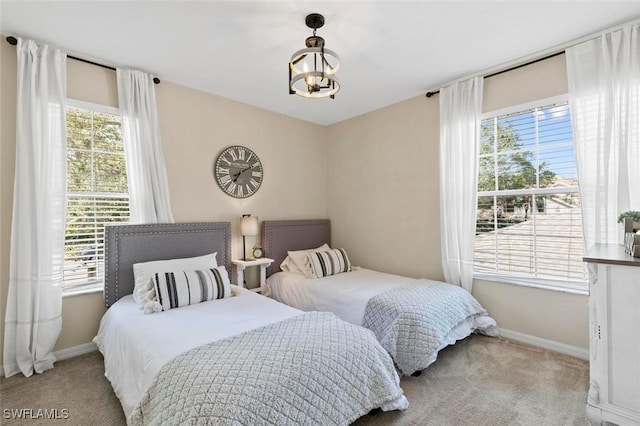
xmin=240 ymin=214 xmax=259 ymax=261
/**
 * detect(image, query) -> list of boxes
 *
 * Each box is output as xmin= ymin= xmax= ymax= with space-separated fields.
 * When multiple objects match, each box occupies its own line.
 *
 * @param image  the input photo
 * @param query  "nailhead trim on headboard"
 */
xmin=104 ymin=222 xmax=231 ymax=307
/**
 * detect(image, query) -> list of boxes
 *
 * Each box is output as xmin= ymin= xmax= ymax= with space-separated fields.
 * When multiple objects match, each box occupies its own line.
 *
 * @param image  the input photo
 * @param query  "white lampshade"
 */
xmin=240 ymin=215 xmax=259 ymax=236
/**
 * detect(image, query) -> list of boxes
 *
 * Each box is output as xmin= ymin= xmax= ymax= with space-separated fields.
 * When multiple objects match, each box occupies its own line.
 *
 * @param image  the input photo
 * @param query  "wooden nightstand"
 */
xmin=231 ymin=258 xmax=274 ymax=293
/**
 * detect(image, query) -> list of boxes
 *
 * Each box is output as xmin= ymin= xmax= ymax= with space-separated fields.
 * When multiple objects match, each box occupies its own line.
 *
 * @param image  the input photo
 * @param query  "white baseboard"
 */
xmin=0 ymin=342 xmax=97 ymax=378
xmin=53 ymin=341 xmax=98 ymax=361
xmin=499 ymin=328 xmax=589 ymax=360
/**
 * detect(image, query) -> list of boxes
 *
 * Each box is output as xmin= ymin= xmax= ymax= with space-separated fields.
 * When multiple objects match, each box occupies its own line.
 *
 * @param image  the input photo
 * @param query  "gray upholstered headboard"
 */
xmin=103 ymin=222 xmax=231 ymax=307
xmin=262 ymin=219 xmax=330 ymax=277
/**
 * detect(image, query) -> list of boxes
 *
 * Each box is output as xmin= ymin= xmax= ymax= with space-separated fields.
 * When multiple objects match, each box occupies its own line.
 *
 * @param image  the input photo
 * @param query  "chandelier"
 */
xmin=289 ymin=13 xmax=340 ymax=99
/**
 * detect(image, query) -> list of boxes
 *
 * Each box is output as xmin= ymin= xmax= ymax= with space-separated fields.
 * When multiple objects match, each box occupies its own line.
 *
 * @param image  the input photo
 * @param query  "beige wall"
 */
xmin=156 ymin=80 xmax=327 ymax=285
xmin=326 ymin=53 xmax=589 ymax=350
xmin=326 ymin=95 xmax=442 ymax=280
xmin=0 ymin=39 xmax=327 ymax=365
xmin=156 ymin=81 xmax=327 ymax=246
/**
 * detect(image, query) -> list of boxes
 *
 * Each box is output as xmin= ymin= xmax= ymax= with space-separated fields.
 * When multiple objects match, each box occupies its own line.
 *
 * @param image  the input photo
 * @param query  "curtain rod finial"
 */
xmin=153 ymin=77 xmax=160 ymax=85
xmin=6 ymin=36 xmax=18 ymax=46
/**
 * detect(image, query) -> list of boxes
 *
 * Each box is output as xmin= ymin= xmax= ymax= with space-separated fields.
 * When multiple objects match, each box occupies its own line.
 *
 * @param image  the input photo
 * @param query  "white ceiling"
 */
xmin=2 ymin=1 xmax=640 ymax=126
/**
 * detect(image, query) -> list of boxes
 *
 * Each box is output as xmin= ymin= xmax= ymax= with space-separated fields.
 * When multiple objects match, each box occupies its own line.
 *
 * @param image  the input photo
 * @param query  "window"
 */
xmin=63 ymin=101 xmax=129 ymax=293
xmin=473 ymin=96 xmax=587 ymax=293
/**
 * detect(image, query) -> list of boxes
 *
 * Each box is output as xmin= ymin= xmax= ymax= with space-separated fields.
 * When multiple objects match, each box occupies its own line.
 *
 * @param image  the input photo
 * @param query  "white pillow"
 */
xmin=279 ymin=257 xmax=297 ymax=273
xmin=146 ymin=265 xmax=231 ymax=314
xmin=280 ymin=244 xmax=330 ymax=277
xmin=132 ymin=252 xmax=218 ymax=308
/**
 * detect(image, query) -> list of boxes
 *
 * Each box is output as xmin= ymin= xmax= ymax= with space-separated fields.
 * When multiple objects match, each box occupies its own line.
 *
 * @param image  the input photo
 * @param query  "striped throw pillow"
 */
xmin=152 ymin=266 xmax=231 ymax=311
xmin=306 ymin=248 xmax=352 ymax=278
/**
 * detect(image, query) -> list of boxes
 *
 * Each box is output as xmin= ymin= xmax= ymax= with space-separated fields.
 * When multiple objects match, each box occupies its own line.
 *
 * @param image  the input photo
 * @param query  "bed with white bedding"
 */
xmin=262 ymin=219 xmax=499 ymax=376
xmin=95 ymin=222 xmax=408 ymax=425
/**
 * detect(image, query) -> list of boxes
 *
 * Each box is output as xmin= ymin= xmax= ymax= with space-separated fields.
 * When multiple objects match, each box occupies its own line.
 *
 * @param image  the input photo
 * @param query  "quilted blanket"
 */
xmin=129 ymin=312 xmax=406 ymax=426
xmin=363 ymin=280 xmax=494 ymax=376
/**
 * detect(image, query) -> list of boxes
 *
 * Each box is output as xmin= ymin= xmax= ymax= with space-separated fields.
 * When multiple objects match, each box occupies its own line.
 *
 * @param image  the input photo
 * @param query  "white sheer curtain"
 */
xmin=4 ymin=39 xmax=67 ymax=377
xmin=566 ymin=23 xmax=640 ymax=250
xmin=439 ymin=77 xmax=484 ymax=292
xmin=117 ymin=69 xmax=174 ymax=223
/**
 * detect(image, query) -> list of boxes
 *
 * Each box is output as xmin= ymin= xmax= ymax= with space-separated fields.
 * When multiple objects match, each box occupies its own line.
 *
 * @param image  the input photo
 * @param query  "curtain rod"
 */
xmin=5 ymin=36 xmax=160 ymax=85
xmin=425 ymin=18 xmax=640 ymax=98
xmin=424 ymin=51 xmax=564 ymax=98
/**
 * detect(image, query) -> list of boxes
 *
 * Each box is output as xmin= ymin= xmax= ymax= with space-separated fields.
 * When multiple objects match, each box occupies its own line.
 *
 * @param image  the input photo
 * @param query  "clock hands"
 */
xmin=232 ymin=163 xmax=260 ymax=183
xmin=231 ymin=169 xmax=247 ymax=183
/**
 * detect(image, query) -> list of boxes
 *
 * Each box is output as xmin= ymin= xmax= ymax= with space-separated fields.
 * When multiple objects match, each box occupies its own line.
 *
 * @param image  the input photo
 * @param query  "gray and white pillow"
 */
xmin=280 ymin=244 xmax=331 ymax=276
xmin=132 ymin=252 xmax=218 ymax=310
xmin=149 ymin=265 xmax=231 ymax=313
xmin=306 ymin=248 xmax=352 ymax=278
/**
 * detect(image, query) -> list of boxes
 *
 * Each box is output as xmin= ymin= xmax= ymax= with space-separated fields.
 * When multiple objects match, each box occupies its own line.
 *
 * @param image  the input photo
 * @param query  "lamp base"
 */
xmin=242 ymin=236 xmax=247 ymax=261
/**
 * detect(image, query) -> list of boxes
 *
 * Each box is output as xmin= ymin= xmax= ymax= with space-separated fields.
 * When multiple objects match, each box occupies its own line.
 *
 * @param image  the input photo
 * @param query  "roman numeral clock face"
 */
xmin=214 ymin=146 xmax=263 ymax=198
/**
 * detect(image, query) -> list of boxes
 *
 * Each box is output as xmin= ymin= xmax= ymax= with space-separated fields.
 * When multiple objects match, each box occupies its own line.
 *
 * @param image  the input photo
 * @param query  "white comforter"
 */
xmin=265 ymin=268 xmax=416 ymax=325
xmin=265 ymin=268 xmax=498 ymax=370
xmin=94 ymin=287 xmax=301 ymax=418
xmin=95 ymin=286 xmax=409 ymax=419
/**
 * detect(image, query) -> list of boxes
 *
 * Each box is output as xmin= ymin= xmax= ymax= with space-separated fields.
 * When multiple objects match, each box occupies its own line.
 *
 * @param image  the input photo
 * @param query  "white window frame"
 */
xmin=473 ymin=94 xmax=588 ymax=295
xmin=63 ymin=99 xmax=128 ymax=296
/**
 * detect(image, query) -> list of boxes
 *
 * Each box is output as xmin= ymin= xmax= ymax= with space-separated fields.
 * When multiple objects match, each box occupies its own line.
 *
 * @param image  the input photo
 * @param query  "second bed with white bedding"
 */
xmin=261 ymin=219 xmax=498 ymax=376
xmin=265 ymin=268 xmax=498 ymax=375
xmin=265 ymin=268 xmax=413 ymax=325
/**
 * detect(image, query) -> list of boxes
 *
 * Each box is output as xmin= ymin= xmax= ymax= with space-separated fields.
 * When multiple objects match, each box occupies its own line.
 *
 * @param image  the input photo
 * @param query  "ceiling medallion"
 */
xmin=288 ymin=13 xmax=340 ymax=99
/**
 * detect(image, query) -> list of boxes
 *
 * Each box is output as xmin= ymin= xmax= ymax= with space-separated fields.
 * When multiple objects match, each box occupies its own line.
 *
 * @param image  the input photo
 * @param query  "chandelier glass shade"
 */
xmin=289 ymin=14 xmax=340 ymax=99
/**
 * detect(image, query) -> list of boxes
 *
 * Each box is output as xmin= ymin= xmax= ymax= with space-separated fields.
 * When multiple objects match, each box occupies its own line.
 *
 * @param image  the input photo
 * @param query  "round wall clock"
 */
xmin=214 ymin=146 xmax=263 ymax=198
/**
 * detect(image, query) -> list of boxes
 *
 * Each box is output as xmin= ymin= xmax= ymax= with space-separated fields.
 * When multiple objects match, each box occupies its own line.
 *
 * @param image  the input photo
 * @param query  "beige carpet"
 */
xmin=0 ymin=335 xmax=589 ymax=426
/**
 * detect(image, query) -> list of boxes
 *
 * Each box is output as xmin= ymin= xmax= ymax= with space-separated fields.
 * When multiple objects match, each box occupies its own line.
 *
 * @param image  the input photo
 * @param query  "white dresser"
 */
xmin=583 ymin=244 xmax=640 ymax=426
